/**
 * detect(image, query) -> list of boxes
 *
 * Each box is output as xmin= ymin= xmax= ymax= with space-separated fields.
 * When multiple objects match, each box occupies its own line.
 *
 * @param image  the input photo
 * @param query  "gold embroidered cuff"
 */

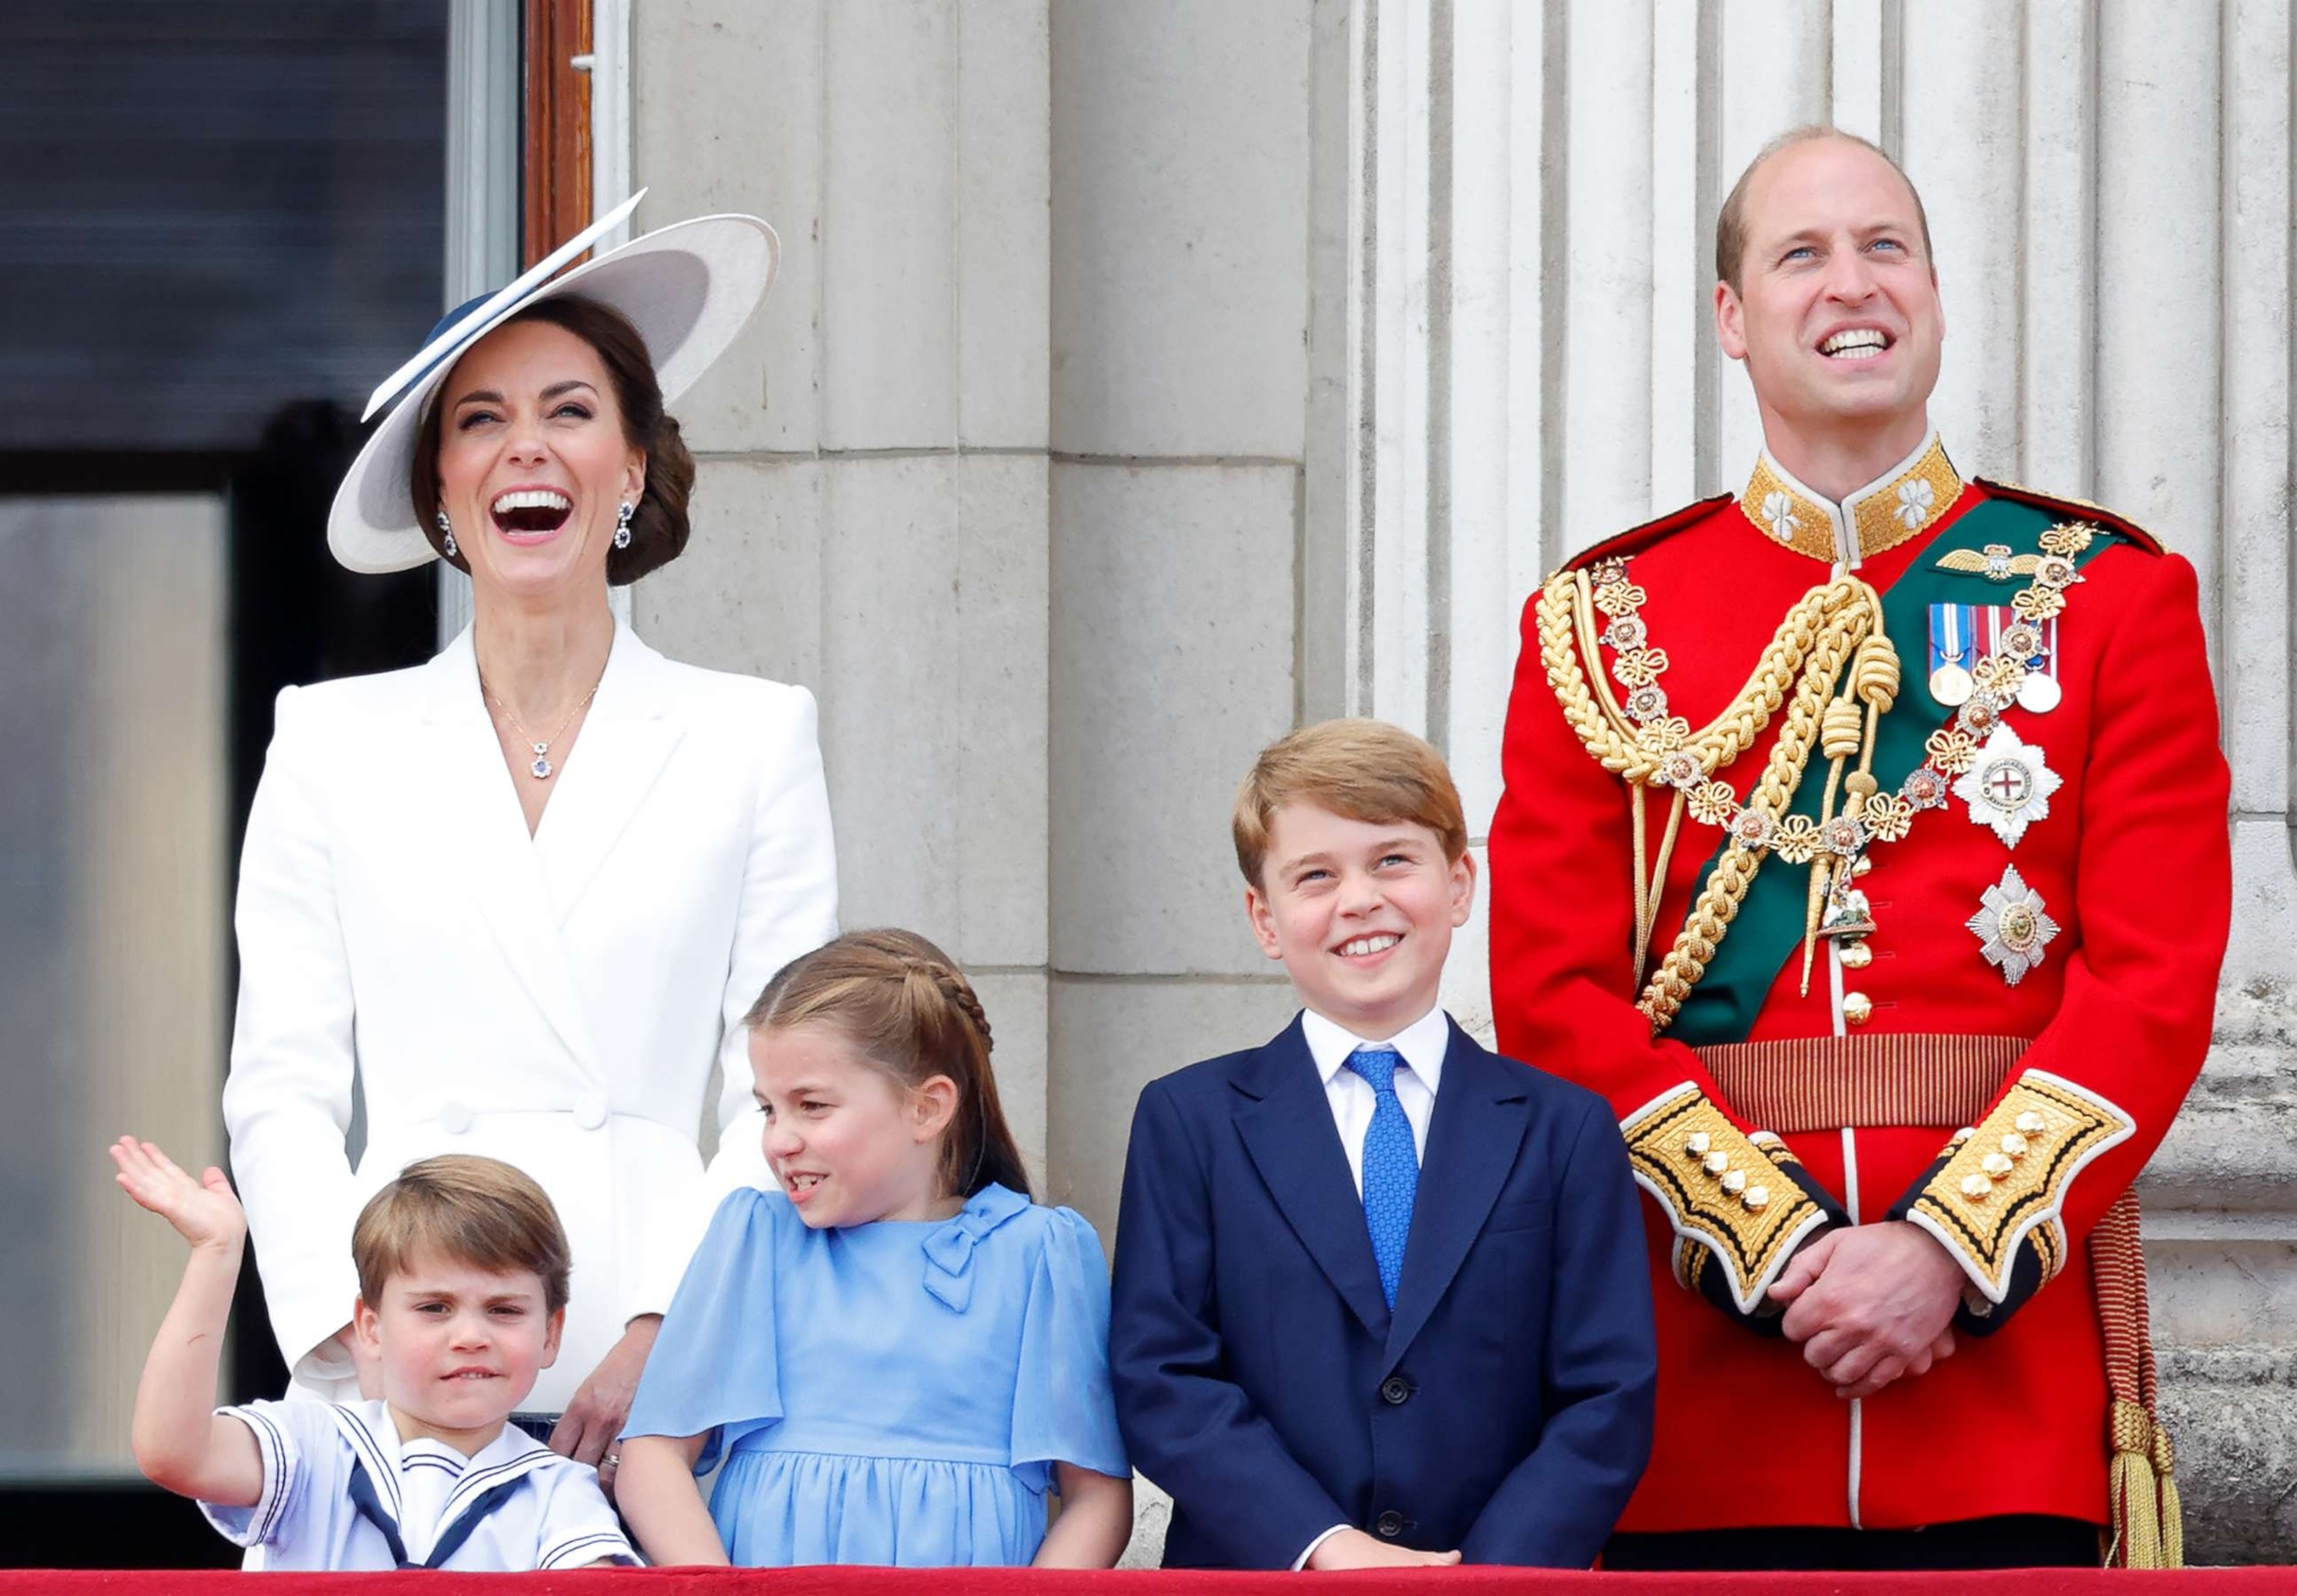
xmin=1622 ymin=1083 xmax=1831 ymax=1314
xmin=1904 ymin=1069 xmax=2136 ymax=1304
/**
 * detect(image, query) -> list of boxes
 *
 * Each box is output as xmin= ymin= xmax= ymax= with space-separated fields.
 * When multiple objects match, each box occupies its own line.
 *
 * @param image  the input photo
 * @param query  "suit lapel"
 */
xmin=1382 ymin=1020 xmax=1530 ymax=1369
xmin=1231 ymin=1017 xmax=1391 ymax=1341
xmin=419 ymin=631 xmax=604 ymax=1076
xmin=532 ymin=623 xmax=686 ymax=925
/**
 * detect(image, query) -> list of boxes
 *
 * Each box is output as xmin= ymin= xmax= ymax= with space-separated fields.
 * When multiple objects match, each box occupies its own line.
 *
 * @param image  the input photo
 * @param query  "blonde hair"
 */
xmin=745 ymin=929 xmax=1030 ymax=1201
xmin=1715 ymin=125 xmax=1934 ymax=294
xmin=351 ymin=1155 xmax=571 ymax=1313
xmin=1232 ymin=718 xmax=1468 ymax=888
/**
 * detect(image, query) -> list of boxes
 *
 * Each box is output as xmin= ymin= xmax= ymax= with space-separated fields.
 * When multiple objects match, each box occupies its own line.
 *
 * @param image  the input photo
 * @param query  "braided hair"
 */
xmin=743 ymin=929 xmax=1031 ymax=1201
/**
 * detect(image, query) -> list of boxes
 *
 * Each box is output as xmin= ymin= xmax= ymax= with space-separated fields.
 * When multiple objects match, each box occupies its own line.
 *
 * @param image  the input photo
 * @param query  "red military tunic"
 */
xmin=1489 ymin=436 xmax=2230 ymax=1538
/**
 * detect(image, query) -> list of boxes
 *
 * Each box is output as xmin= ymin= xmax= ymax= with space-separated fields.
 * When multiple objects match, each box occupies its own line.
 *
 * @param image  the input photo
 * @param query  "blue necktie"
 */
xmin=1346 ymin=1047 xmax=1418 ymax=1309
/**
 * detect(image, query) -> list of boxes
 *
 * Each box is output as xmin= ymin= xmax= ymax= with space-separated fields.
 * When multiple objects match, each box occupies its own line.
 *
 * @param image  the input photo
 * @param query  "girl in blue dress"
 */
xmin=616 ymin=928 xmax=1132 ymax=1568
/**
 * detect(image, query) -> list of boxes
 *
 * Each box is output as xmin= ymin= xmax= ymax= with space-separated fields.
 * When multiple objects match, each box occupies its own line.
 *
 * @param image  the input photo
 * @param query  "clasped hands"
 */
xmin=1767 ymin=1219 xmax=1966 ymax=1401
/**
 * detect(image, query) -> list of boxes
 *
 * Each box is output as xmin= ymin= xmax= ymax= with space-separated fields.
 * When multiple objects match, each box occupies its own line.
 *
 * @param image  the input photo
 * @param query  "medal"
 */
xmin=1967 ymin=863 xmax=2061 ymax=985
xmin=1928 ymin=603 xmax=1974 ymax=706
xmin=2017 ymin=672 xmax=2062 ymax=713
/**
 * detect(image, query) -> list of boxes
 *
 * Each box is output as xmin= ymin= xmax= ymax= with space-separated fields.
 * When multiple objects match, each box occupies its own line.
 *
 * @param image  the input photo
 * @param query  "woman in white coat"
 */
xmin=224 ymin=200 xmax=837 ymax=1489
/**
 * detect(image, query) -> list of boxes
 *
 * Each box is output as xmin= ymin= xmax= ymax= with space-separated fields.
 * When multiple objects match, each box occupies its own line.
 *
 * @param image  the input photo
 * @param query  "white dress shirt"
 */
xmin=1292 ymin=1002 xmax=1451 ymax=1571
xmin=1299 ymin=1004 xmax=1450 ymax=1195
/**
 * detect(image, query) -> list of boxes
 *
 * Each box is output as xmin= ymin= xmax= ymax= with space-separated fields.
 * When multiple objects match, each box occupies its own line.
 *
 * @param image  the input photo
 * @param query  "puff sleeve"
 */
xmin=1007 ymin=1207 xmax=1128 ymax=1492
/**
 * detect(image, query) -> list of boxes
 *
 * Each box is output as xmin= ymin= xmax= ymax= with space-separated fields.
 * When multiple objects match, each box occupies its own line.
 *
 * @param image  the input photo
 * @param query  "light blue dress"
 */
xmin=622 ymin=1182 xmax=1127 ymax=1567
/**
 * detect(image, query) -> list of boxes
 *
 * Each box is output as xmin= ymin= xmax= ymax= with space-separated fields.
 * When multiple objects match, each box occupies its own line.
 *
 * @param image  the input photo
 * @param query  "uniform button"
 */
xmin=1374 ymin=1510 xmax=1405 ymax=1538
xmin=573 ymin=1092 xmax=609 ymax=1130
xmin=1839 ymin=940 xmax=1874 ymax=971
xmin=438 ymin=1102 xmax=473 ymax=1136
xmin=1380 ymin=1375 xmax=1412 ymax=1406
xmin=1841 ymin=990 xmax=1873 ymax=1026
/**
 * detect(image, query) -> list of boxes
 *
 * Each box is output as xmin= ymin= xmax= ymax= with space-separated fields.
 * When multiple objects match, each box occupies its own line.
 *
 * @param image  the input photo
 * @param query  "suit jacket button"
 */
xmin=574 ymin=1092 xmax=609 ymax=1130
xmin=438 ymin=1102 xmax=473 ymax=1136
xmin=1374 ymin=1510 xmax=1405 ymax=1538
xmin=1380 ymin=1375 xmax=1412 ymax=1405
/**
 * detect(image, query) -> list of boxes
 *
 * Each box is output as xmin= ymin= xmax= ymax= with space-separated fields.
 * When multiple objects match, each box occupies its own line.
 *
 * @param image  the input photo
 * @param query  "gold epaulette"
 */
xmin=1903 ymin=1068 xmax=2136 ymax=1303
xmin=1620 ymin=1083 xmax=1831 ymax=1313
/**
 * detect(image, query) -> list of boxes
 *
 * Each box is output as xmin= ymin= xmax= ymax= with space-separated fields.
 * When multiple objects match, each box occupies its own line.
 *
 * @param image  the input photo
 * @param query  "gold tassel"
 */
xmin=2093 ymin=1194 xmax=2183 ymax=1569
xmin=2107 ymin=1399 xmax=2180 ymax=1568
xmin=2156 ymin=1419 xmax=2184 ymax=1568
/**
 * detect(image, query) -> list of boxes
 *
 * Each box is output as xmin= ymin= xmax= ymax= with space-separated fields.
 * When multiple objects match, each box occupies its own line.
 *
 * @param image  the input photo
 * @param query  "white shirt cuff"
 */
xmin=1294 ymin=1523 xmax=1352 ymax=1571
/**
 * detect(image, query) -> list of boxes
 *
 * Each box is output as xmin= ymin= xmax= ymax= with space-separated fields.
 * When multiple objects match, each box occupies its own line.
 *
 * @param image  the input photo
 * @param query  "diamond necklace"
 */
xmin=479 ymin=665 xmax=607 ymax=780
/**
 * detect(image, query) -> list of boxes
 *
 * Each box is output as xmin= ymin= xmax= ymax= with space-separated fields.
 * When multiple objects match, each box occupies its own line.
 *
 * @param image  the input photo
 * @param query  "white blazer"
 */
xmin=223 ymin=620 xmax=838 ymax=1408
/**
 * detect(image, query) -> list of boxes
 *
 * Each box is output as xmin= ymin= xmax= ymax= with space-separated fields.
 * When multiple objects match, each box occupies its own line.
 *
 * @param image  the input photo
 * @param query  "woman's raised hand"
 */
xmin=109 ymin=1137 xmax=246 ymax=1254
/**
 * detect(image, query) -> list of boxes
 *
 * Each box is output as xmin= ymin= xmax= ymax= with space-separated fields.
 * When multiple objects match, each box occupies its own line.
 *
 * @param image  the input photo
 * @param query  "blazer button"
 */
xmin=1374 ymin=1510 xmax=1405 ymax=1539
xmin=438 ymin=1102 xmax=473 ymax=1136
xmin=573 ymin=1092 xmax=609 ymax=1130
xmin=1380 ymin=1375 xmax=1412 ymax=1405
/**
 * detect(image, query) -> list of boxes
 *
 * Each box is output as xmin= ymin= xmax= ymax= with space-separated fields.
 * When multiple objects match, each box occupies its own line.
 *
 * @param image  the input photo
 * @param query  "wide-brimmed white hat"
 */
xmin=328 ymin=188 xmax=779 ymax=573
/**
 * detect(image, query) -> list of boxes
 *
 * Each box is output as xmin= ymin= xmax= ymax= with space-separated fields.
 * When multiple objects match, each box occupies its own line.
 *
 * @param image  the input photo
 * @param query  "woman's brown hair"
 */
xmin=745 ymin=929 xmax=1032 ymax=1202
xmin=409 ymin=295 xmax=697 ymax=585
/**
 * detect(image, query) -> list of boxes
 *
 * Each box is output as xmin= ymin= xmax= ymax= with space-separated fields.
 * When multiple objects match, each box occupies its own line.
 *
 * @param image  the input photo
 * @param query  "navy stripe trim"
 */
xmin=440 ymin=1447 xmax=552 ymax=1520
xmin=540 ymin=1531 xmax=638 ymax=1569
xmin=326 ymin=1406 xmax=403 ymax=1519
xmin=227 ymin=1406 xmax=293 ymax=1546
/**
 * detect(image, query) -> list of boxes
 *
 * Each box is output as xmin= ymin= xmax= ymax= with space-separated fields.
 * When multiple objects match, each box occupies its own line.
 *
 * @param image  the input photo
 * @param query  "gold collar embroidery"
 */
xmin=1737 ymin=434 xmax=1962 ymax=567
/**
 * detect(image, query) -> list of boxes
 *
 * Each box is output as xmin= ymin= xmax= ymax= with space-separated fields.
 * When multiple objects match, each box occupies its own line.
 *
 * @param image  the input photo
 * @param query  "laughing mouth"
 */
xmin=1818 ymin=327 xmax=1892 ymax=360
xmin=784 ymin=1171 xmax=827 ymax=1194
xmin=1337 ymin=934 xmax=1401 ymax=958
xmin=490 ymin=487 xmax=573 ymax=536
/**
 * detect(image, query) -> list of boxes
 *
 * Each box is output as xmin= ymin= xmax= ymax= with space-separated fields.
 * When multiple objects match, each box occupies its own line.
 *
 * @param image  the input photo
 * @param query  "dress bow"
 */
xmin=920 ymin=1183 xmax=1031 ymax=1312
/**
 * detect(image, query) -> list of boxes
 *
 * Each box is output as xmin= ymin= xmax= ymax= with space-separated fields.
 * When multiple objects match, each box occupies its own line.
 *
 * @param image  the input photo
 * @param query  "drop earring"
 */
xmin=435 ymin=510 xmax=458 ymax=560
xmin=613 ymin=500 xmax=635 ymax=550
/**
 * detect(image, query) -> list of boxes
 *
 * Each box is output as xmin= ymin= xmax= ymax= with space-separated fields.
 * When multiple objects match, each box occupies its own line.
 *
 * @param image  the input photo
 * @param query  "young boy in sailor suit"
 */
xmin=111 ymin=1144 xmax=634 ymax=1571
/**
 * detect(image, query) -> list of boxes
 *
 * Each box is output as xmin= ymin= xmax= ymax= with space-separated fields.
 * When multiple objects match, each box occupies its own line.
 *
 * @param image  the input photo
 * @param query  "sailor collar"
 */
xmin=1737 ymin=431 xmax=1962 ymax=568
xmin=328 ymin=1401 xmax=558 ymax=1565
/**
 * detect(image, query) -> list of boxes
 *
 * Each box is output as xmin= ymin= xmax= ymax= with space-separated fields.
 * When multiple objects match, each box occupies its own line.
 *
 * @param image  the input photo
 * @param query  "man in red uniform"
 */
xmin=1489 ymin=126 xmax=2230 ymax=1571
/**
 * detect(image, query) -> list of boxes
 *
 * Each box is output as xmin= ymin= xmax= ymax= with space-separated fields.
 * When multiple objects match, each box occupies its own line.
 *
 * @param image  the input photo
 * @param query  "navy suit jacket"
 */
xmin=1109 ymin=1014 xmax=1656 ymax=1569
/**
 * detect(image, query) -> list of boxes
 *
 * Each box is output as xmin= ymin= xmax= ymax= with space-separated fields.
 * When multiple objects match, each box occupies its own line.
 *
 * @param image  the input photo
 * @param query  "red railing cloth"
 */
xmin=0 ymin=1568 xmax=2289 ymax=1592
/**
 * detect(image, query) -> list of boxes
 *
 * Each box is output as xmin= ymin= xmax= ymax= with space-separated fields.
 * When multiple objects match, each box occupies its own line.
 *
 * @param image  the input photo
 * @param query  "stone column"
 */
xmin=626 ymin=0 xmax=1057 ymax=1175
xmin=1045 ymin=0 xmax=1355 ymax=1230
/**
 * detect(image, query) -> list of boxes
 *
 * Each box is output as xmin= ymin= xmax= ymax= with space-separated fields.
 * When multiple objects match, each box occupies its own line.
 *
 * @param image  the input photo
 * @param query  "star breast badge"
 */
xmin=1952 ymin=724 xmax=2063 ymax=848
xmin=1967 ymin=864 xmax=2061 ymax=985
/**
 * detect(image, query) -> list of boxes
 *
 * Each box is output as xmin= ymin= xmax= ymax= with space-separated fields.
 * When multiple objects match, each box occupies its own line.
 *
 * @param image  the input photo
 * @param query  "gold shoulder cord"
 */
xmin=1537 ymin=567 xmax=1893 ymax=1032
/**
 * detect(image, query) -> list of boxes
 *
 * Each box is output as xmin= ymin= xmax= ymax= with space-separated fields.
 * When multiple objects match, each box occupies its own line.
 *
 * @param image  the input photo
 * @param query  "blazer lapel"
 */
xmin=1383 ymin=1020 xmax=1530 ymax=1369
xmin=1232 ymin=1017 xmax=1391 ymax=1341
xmin=420 ymin=631 xmax=604 ymax=1076
xmin=532 ymin=623 xmax=686 ymax=926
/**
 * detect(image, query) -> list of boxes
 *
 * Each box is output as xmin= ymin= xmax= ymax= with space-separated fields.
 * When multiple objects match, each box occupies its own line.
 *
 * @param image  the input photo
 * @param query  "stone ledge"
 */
xmin=2159 ymin=1344 xmax=2297 ymax=1565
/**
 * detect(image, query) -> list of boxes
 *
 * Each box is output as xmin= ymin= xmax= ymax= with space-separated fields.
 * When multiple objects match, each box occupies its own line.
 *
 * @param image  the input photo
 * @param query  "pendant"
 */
xmin=1967 ymin=863 xmax=2061 ymax=985
xmin=1952 ymin=724 xmax=2062 ymax=848
xmin=1818 ymin=882 xmax=1877 ymax=939
xmin=530 ymin=756 xmax=553 ymax=780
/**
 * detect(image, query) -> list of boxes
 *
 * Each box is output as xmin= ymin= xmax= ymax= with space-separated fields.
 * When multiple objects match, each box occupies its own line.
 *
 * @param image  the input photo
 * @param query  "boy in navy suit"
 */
xmin=1110 ymin=718 xmax=1656 ymax=1570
